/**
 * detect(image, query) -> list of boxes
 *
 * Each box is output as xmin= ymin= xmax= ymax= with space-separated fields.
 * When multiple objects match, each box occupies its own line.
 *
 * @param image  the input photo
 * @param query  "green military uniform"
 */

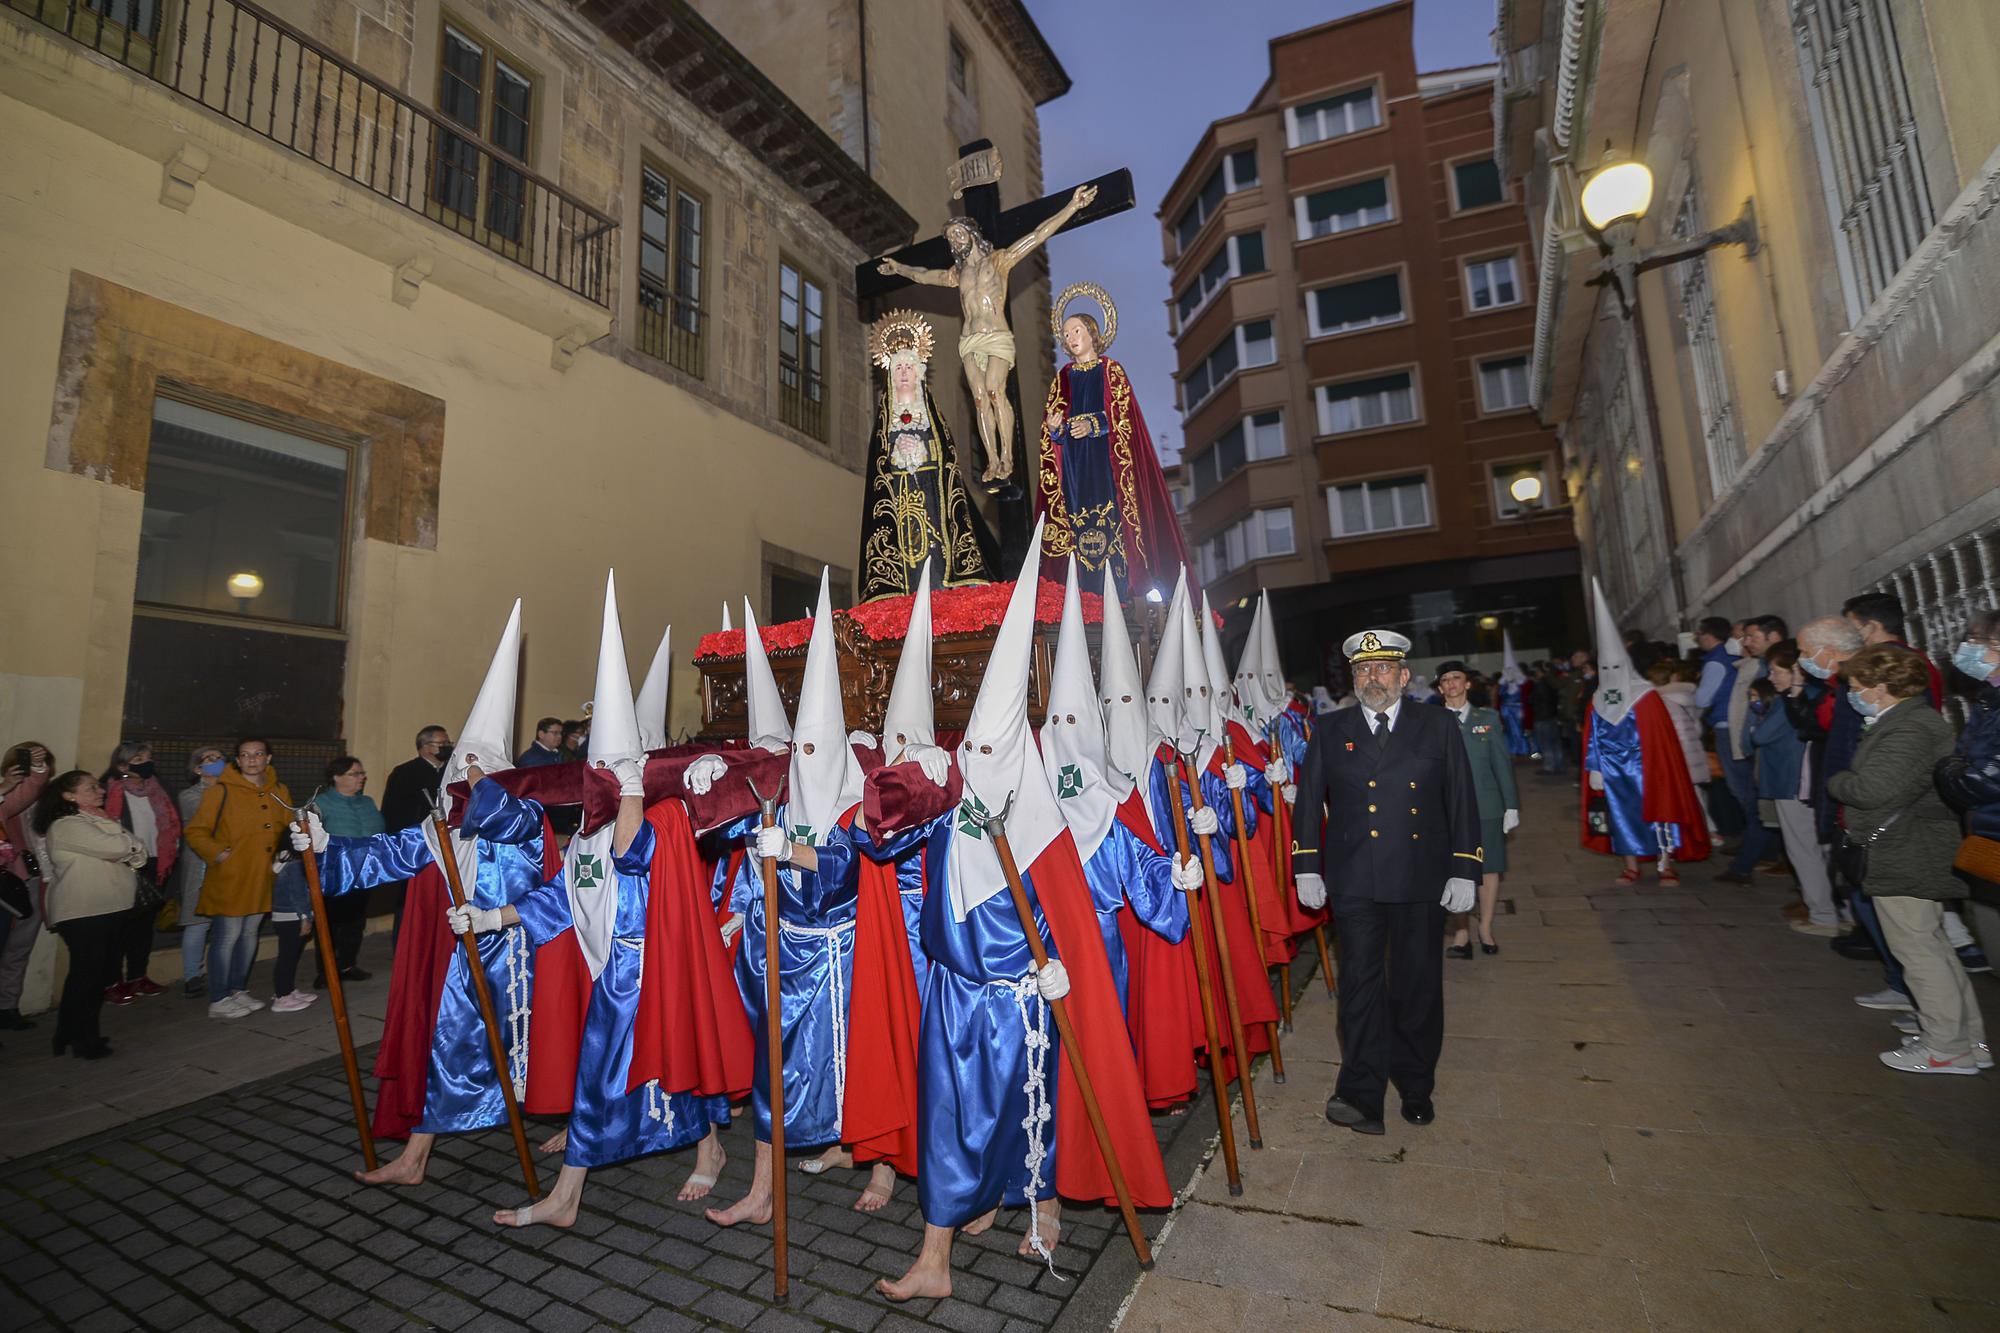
xmin=1446 ymin=702 xmax=1518 ymax=873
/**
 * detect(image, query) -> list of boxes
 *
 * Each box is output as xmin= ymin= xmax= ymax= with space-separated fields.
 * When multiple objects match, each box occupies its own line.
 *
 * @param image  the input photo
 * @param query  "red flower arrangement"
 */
xmin=695 ymin=579 xmax=1110 ymax=660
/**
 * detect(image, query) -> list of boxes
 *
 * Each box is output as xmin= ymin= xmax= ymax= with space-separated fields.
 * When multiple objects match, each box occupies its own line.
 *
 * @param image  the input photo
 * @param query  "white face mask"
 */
xmin=1724 ymin=637 xmax=1744 ymax=656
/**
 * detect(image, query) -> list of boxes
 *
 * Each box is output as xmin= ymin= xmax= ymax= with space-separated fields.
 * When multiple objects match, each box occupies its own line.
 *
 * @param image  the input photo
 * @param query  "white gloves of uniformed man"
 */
xmin=1588 ymin=770 xmax=1605 ymax=791
xmin=1503 ymin=809 xmax=1520 ymax=834
xmin=1189 ymin=805 xmax=1221 ymax=838
xmin=1033 ymin=958 xmax=1070 ymax=1001
xmin=720 ymin=912 xmax=745 ymax=946
xmin=1171 ymin=853 xmax=1203 ymax=892
xmin=1223 ymin=762 xmax=1248 ymax=791
xmin=1441 ymin=877 xmax=1476 ymax=914
xmin=605 ymin=756 xmax=645 ymax=797
xmin=447 ymin=903 xmax=503 ymax=936
xmin=903 ymin=742 xmax=952 ymax=787
xmin=683 ymin=754 xmax=727 ymax=795
xmin=1264 ymin=757 xmax=1289 ymax=787
xmin=1297 ymin=872 xmax=1327 ymax=911
xmin=752 ymin=825 xmax=794 ymax=865
xmin=289 ymin=809 xmax=328 ymax=854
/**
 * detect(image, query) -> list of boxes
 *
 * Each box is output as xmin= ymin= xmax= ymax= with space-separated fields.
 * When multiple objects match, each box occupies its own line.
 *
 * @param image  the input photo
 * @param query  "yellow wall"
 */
xmin=1922 ymin=0 xmax=2000 ymax=191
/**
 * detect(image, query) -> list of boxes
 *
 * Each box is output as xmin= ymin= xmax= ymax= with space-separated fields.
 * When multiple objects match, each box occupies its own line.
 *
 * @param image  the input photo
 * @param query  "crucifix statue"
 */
xmin=859 ymin=141 xmax=1134 ymax=571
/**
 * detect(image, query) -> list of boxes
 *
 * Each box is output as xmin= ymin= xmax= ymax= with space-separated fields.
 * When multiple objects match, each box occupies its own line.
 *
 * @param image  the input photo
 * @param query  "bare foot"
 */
xmin=704 ymin=1187 xmax=772 ymax=1228
xmin=961 ymin=1208 xmax=998 ymax=1237
xmin=1017 ymin=1199 xmax=1061 ymax=1258
xmin=877 ymin=1260 xmax=952 ymax=1302
xmin=538 ymin=1128 xmax=569 ymax=1156
xmin=677 ymin=1134 xmax=726 ymax=1202
xmin=354 ymin=1151 xmax=426 ymax=1187
xmin=802 ymin=1144 xmax=852 ymax=1175
xmin=493 ymin=1192 xmax=578 ymax=1228
xmin=852 ymin=1163 xmax=895 ymax=1213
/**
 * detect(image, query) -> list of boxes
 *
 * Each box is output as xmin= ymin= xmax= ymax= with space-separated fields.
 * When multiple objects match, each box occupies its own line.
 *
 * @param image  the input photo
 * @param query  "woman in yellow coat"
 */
xmin=184 ymin=738 xmax=291 ymax=1019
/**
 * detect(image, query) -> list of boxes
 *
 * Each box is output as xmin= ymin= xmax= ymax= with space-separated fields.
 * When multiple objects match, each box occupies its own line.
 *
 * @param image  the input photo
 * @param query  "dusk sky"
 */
xmin=1020 ymin=0 xmax=1500 ymax=463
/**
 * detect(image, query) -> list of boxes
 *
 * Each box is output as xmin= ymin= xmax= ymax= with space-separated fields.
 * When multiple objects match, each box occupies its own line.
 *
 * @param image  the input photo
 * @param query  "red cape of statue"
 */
xmin=1578 ymin=695 xmax=1713 ymax=863
xmin=1033 ymin=357 xmax=1191 ymax=597
xmin=627 ymin=800 xmax=755 ymax=1099
xmin=369 ymin=811 xmax=586 ymax=1139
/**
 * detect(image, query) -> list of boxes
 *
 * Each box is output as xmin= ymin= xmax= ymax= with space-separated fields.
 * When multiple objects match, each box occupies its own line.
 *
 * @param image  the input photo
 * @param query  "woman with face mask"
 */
xmin=176 ymin=747 xmax=228 ymax=997
xmin=99 ymin=742 xmax=180 ymax=1002
xmin=1935 ymin=611 xmax=2000 ymax=923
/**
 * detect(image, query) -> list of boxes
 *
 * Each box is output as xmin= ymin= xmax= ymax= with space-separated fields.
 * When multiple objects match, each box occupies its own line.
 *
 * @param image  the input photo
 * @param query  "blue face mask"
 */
xmin=1953 ymin=641 xmax=1996 ymax=682
xmin=1798 ymin=654 xmax=1833 ymax=680
xmin=1848 ymin=688 xmax=1881 ymax=719
xmin=199 ymin=759 xmax=226 ymax=777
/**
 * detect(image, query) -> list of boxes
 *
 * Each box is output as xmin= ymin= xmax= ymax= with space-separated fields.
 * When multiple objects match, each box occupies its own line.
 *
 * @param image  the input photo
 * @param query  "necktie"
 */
xmin=1373 ymin=710 xmax=1391 ymax=749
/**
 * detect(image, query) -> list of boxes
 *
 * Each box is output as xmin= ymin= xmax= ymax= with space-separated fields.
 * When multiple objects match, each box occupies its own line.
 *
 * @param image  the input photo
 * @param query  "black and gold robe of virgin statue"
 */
xmin=858 ymin=379 xmax=995 ymax=602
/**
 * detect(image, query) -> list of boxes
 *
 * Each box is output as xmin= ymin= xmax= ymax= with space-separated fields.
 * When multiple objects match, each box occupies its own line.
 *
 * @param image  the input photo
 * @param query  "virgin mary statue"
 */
xmin=858 ymin=310 xmax=995 ymax=602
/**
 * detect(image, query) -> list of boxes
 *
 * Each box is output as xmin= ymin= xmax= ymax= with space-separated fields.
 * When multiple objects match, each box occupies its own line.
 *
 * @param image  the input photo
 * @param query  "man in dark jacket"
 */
xmin=1293 ymin=629 xmax=1482 ymax=1135
xmin=515 ymin=717 xmax=567 ymax=768
xmin=375 ymin=725 xmax=452 ymax=943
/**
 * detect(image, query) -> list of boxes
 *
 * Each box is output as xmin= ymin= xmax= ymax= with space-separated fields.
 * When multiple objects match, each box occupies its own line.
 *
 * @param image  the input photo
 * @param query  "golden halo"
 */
xmin=1051 ymin=281 xmax=1117 ymax=353
xmin=869 ymin=309 xmax=936 ymax=369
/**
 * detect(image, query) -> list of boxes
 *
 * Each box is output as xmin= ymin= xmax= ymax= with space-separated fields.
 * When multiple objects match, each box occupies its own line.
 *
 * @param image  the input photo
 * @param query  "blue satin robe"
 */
xmin=1079 ymin=820 xmax=1188 ymax=1009
xmin=512 ymin=821 xmax=722 ymax=1168
xmin=1269 ymin=710 xmax=1310 ymax=772
xmin=1143 ymin=754 xmax=1265 ymax=882
xmin=1587 ymin=711 xmax=1681 ymax=858
xmin=1498 ymin=681 xmax=1533 ymax=756
xmin=316 ymin=783 xmax=548 ymax=1134
xmin=721 ymin=807 xmax=859 ymax=1148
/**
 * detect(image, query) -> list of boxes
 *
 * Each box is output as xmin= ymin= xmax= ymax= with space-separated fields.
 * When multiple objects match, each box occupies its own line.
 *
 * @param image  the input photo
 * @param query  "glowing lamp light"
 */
xmin=226 ymin=571 xmax=264 ymax=600
xmin=1478 ymin=615 xmax=1501 ymax=631
xmin=1145 ymin=587 xmax=1165 ymax=604
xmin=1509 ymin=474 xmax=1544 ymax=504
xmin=1580 ymin=160 xmax=1654 ymax=231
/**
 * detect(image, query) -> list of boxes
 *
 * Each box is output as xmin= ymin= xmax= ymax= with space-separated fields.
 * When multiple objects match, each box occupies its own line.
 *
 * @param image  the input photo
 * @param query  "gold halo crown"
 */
xmin=1051 ymin=281 xmax=1118 ymax=354
xmin=870 ymin=309 xmax=935 ymax=370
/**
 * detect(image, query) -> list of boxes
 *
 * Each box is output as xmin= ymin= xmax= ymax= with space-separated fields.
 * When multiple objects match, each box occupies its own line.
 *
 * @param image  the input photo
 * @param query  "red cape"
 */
xmin=840 ymin=806 xmax=924 ymax=1175
xmin=1579 ymin=694 xmax=1713 ymax=862
xmin=1113 ymin=790 xmax=1200 ymax=1108
xmin=1218 ymin=722 xmax=1311 ymax=962
xmin=627 ymin=801 xmax=755 ymax=1099
xmin=1033 ymin=358 xmax=1191 ymax=597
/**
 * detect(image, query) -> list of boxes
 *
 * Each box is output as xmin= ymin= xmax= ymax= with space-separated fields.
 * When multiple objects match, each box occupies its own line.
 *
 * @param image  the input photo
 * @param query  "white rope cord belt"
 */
xmin=986 ymin=973 xmax=1060 ymax=1278
xmin=502 ymin=923 xmax=531 ymax=1103
xmin=780 ymin=917 xmax=856 ymax=1122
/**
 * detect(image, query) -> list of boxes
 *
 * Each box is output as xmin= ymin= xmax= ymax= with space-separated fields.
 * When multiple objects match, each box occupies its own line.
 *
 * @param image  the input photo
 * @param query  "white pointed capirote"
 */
xmin=1042 ymin=556 xmax=1123 ymax=862
xmin=1199 ymin=590 xmax=1248 ymax=740
xmin=879 ymin=561 xmax=935 ymax=760
xmin=1234 ymin=595 xmax=1270 ymax=729
xmin=634 ymin=625 xmax=673 ymax=754
xmin=444 ymin=599 xmax=522 ymax=792
xmin=1179 ymin=589 xmax=1220 ymax=772
xmin=569 ymin=572 xmax=643 ymax=981
xmin=786 ymin=568 xmax=863 ymax=846
xmin=588 ymin=571 xmax=644 ymax=766
xmin=948 ymin=516 xmax=1068 ymax=920
xmin=1257 ymin=588 xmax=1289 ymax=711
xmin=1589 ymin=577 xmax=1651 ymax=728
xmin=1098 ymin=564 xmax=1151 ymax=794
xmin=1143 ymin=570 xmax=1189 ymax=755
xmin=721 ymin=602 xmax=733 ymax=634
xmin=1501 ymin=627 xmax=1525 ymax=685
xmin=741 ymin=597 xmax=792 ymax=753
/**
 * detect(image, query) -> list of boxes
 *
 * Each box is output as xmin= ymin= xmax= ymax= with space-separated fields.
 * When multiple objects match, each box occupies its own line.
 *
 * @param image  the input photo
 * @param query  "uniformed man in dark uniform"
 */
xmin=1293 ymin=630 xmax=1481 ymax=1133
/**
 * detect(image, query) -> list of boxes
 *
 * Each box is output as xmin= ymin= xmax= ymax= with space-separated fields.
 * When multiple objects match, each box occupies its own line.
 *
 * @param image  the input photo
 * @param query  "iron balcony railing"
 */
xmin=12 ymin=0 xmax=617 ymax=306
xmin=778 ymin=359 xmax=826 ymax=441
xmin=636 ymin=285 xmax=705 ymax=380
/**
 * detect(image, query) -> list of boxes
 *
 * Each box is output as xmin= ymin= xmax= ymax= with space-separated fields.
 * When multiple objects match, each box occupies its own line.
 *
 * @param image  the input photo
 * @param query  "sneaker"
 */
xmin=229 ymin=991 xmax=266 ymax=1013
xmin=1891 ymin=1013 xmax=1921 ymax=1035
xmin=1790 ymin=920 xmax=1843 ymax=937
xmin=103 ymin=982 xmax=136 ymax=1006
xmin=338 ymin=967 xmax=372 ymax=982
xmin=1979 ymin=1043 xmax=1996 ymax=1071
xmin=1855 ymin=988 xmax=1916 ymax=1012
xmin=182 ymin=977 xmax=206 ymax=998
xmin=208 ymin=995 xmax=251 ymax=1020
xmin=1957 ymin=944 xmax=1993 ymax=975
xmin=1881 ymin=1042 xmax=1980 ymax=1075
xmin=270 ymin=991 xmax=318 ymax=1013
xmin=129 ymin=977 xmax=167 ymax=998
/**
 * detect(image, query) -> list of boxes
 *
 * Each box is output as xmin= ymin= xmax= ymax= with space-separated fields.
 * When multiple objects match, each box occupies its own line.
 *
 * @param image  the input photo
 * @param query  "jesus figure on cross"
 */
xmin=876 ymin=182 xmax=1097 ymax=486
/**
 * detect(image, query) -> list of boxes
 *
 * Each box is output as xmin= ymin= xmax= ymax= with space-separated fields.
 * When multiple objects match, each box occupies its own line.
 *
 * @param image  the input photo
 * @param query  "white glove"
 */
xmin=289 ymin=809 xmax=328 ymax=853
xmin=447 ymin=903 xmax=503 ymax=935
xmin=1190 ymin=805 xmax=1221 ymax=838
xmin=1033 ymin=958 xmax=1071 ymax=1001
xmin=1264 ymin=758 xmax=1289 ymax=787
xmin=904 ymin=742 xmax=951 ymax=788
xmin=1224 ymin=763 xmax=1248 ymax=791
xmin=847 ymin=729 xmax=878 ymax=751
xmin=1281 ymin=782 xmax=1297 ymax=805
xmin=1441 ymin=877 xmax=1476 ymax=914
xmin=720 ymin=912 xmax=745 ymax=946
xmin=1503 ymin=809 xmax=1520 ymax=834
xmin=606 ymin=756 xmax=645 ymax=797
xmin=1296 ymin=872 xmax=1327 ymax=910
xmin=753 ymin=825 xmax=794 ymax=863
xmin=683 ymin=754 xmax=727 ymax=795
xmin=1171 ymin=853 xmax=1204 ymax=892
xmin=1588 ymin=770 xmax=1605 ymax=791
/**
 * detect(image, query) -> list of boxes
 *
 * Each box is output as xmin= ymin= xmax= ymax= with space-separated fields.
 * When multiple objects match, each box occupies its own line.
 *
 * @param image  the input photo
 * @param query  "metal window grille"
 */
xmin=1671 ymin=174 xmax=1741 ymax=493
xmin=1609 ymin=373 xmax=1662 ymax=599
xmin=1876 ymin=521 xmax=2000 ymax=725
xmin=1791 ymin=0 xmax=1937 ymax=321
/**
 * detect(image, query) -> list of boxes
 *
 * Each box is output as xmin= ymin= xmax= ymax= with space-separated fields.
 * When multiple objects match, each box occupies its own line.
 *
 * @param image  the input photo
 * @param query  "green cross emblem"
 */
xmin=791 ymin=823 xmax=814 ymax=844
xmin=1602 ymin=688 xmax=1624 ymax=707
xmin=1056 ymin=764 xmax=1084 ymax=799
xmin=574 ymin=853 xmax=604 ymax=889
xmin=957 ymin=793 xmax=990 ymax=839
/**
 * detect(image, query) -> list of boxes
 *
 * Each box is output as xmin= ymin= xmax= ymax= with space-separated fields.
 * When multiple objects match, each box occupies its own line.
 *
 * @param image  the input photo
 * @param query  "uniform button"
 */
xmin=1411 ymin=808 xmax=1419 ymax=815
xmin=1367 ymin=780 xmax=1377 ymax=788
xmin=1369 ymin=830 xmax=1379 ymax=839
xmin=1367 ymin=804 xmax=1377 ymax=813
xmin=263 ymin=822 xmax=272 ymax=829
xmin=1412 ymin=832 xmax=1420 ymax=840
xmin=1409 ymin=781 xmax=1417 ymax=789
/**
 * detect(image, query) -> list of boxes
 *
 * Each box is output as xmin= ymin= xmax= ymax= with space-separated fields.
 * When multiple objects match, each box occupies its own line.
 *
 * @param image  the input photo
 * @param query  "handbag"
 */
xmin=1833 ymin=808 xmax=1904 ymax=887
xmin=132 ymin=860 xmax=167 ymax=911
xmin=1954 ymin=833 xmax=2000 ymax=887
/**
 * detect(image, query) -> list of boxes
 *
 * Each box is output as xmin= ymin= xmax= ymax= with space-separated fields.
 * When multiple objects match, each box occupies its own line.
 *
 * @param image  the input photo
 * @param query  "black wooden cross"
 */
xmin=856 ymin=139 xmax=1134 ymax=571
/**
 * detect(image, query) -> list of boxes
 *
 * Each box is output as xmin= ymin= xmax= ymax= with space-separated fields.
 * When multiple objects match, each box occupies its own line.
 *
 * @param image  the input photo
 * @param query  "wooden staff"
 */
xmin=977 ymin=798 xmax=1155 ymax=1269
xmin=748 ymin=778 xmax=788 ymax=1302
xmin=430 ymin=808 xmax=539 ymax=1198
xmin=1163 ymin=755 xmax=1244 ymax=1194
xmin=1220 ymin=736 xmax=1284 ymax=1084
xmin=1178 ymin=751 xmax=1264 ymax=1151
xmin=293 ymin=809 xmax=376 ymax=1171
xmin=1271 ymin=759 xmax=1336 ymax=998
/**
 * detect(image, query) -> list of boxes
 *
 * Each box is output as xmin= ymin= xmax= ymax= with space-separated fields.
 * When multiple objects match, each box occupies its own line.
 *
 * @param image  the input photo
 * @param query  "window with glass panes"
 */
xmin=1187 ymin=411 xmax=1284 ymax=500
xmin=1181 ymin=320 xmax=1274 ymax=411
xmin=1477 ymin=356 xmax=1531 ymax=413
xmin=1296 ymin=177 xmax=1392 ymax=240
xmin=778 ymin=260 xmax=826 ymax=440
xmin=433 ymin=21 xmax=535 ymax=246
xmin=1290 ymin=86 xmax=1379 ymax=147
xmin=1174 ymin=233 xmax=1266 ymax=328
xmin=1309 ymin=271 xmax=1403 ymax=337
xmin=1317 ymin=371 xmax=1418 ymax=435
xmin=1463 ymin=255 xmax=1520 ymax=311
xmin=1172 ymin=150 xmax=1259 ymax=253
xmin=637 ymin=163 xmax=705 ymax=377
xmin=1450 ymin=158 xmax=1505 ymax=211
xmin=1196 ymin=505 xmax=1295 ymax=581
xmin=1328 ymin=474 xmax=1430 ymax=538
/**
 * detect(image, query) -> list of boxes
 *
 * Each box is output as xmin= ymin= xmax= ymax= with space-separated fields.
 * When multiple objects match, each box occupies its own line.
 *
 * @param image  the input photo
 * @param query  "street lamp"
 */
xmin=226 ymin=571 xmax=264 ymax=601
xmin=1509 ymin=474 xmax=1544 ymax=505
xmin=1579 ymin=156 xmax=1760 ymax=311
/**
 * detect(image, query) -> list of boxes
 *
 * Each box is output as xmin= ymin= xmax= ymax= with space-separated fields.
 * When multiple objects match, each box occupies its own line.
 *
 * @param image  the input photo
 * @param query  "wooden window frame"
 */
xmin=778 ymin=255 xmax=829 ymax=442
xmin=635 ymin=155 xmax=708 ymax=379
xmin=428 ymin=12 xmax=543 ymax=260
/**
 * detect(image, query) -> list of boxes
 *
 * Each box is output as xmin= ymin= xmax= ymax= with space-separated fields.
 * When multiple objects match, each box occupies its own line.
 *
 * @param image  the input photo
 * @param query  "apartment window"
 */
xmin=1181 ymin=321 xmax=1276 ymax=412
xmin=1792 ymin=0 xmax=1936 ymax=320
xmin=1172 ymin=150 xmax=1260 ymax=253
xmin=948 ymin=32 xmax=971 ymax=96
xmin=136 ymin=396 xmax=351 ymax=629
xmin=1289 ymin=86 xmax=1380 ymax=147
xmin=1671 ymin=176 xmax=1740 ymax=492
xmin=1308 ymin=271 xmax=1404 ymax=337
xmin=1174 ymin=233 xmax=1267 ymax=328
xmin=433 ymin=21 xmax=536 ymax=246
xmin=1328 ymin=474 xmax=1430 ymax=538
xmin=1295 ymin=177 xmax=1392 ymax=240
xmin=1317 ymin=371 xmax=1418 ymax=436
xmin=1476 ymin=356 xmax=1532 ymax=413
xmin=1463 ymin=255 xmax=1521 ymax=311
xmin=1491 ymin=459 xmax=1554 ymax=520
xmin=778 ymin=260 xmax=826 ymax=440
xmin=1450 ymin=157 xmax=1505 ymax=212
xmin=637 ymin=162 xmax=705 ymax=378
xmin=1187 ymin=410 xmax=1285 ymax=500
xmin=1197 ymin=506 xmax=1296 ymax=582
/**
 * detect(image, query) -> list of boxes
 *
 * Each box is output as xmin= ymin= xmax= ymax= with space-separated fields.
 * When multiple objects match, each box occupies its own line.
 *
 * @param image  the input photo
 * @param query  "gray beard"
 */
xmin=1357 ymin=682 xmax=1397 ymax=712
